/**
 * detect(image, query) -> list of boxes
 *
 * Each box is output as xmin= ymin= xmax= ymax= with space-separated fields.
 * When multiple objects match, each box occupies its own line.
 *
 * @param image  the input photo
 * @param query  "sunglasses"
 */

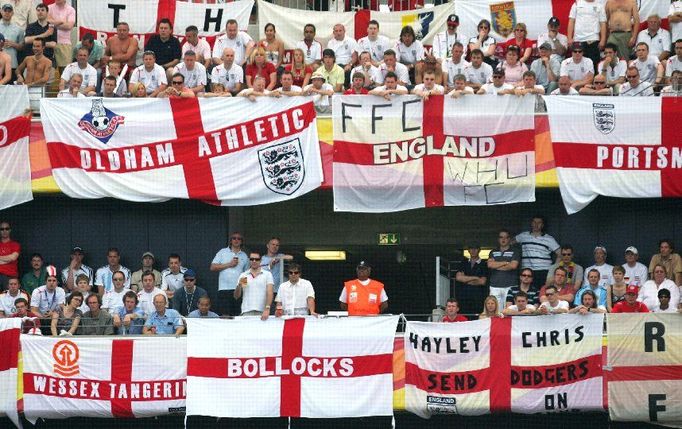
xmin=250 ymin=258 xmax=261 ymax=261
xmin=172 ymin=81 xmax=183 ymax=85
xmin=594 ymin=81 xmax=606 ymax=84
xmin=0 ymin=227 xmax=10 ymax=231
xmin=184 ymin=278 xmax=196 ymax=282
xmin=288 ymin=271 xmax=300 ymax=274
xmin=573 ymin=50 xmax=583 ymax=53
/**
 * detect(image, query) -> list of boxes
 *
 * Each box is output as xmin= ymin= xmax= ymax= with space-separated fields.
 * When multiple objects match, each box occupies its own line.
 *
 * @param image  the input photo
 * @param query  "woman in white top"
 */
xmin=259 ymin=23 xmax=285 ymax=70
xmin=468 ymin=19 xmax=497 ymax=66
xmin=395 ymin=25 xmax=424 ymax=84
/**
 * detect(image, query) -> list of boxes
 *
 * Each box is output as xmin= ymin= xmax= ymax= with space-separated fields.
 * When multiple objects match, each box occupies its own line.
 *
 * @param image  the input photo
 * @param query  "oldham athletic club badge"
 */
xmin=258 ymin=139 xmax=305 ymax=195
xmin=78 ymin=99 xmax=125 ymax=144
xmin=592 ymin=103 xmax=615 ymax=134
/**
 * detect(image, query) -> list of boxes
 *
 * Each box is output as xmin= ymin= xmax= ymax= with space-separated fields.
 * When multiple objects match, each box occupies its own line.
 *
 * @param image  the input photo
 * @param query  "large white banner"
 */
xmin=545 ymin=96 xmax=681 ymax=214
xmin=186 ymin=316 xmax=399 ymax=418
xmin=78 ymin=0 xmax=254 ymax=46
xmin=332 ymin=95 xmax=535 ymax=212
xmin=41 ymin=98 xmax=323 ymax=205
xmin=22 ymin=336 xmax=187 ymax=422
xmin=258 ymin=0 xmax=355 ymax=50
xmin=405 ymin=315 xmax=604 ymax=418
xmin=0 ymin=86 xmax=32 ymax=211
xmin=607 ymin=314 xmax=682 ymax=428
xmin=0 ymin=319 xmax=22 ymax=428
xmin=370 ymin=2 xmax=454 ymax=45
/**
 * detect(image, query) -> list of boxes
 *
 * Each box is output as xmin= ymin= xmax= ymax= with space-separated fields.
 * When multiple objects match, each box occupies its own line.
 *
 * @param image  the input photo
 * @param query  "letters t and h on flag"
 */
xmin=41 ymin=97 xmax=323 ymax=206
xmin=332 ymin=95 xmax=536 ymax=212
xmin=404 ymin=315 xmax=604 ymax=417
xmin=186 ymin=316 xmax=399 ymax=418
xmin=545 ymin=96 xmax=682 ymax=214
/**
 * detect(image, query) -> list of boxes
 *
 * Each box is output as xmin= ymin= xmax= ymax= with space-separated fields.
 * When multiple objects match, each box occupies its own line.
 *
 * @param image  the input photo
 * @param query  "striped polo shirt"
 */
xmin=515 ymin=231 xmax=560 ymax=271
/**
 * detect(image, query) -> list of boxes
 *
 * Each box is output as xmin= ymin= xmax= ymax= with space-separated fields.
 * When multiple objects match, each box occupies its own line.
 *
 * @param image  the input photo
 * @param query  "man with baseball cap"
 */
xmin=530 ymin=42 xmax=561 ymax=93
xmin=130 ymin=251 xmax=161 ymax=292
xmin=61 ymin=246 xmax=93 ymax=292
xmin=339 ymin=261 xmax=388 ymax=316
xmin=611 ymin=285 xmax=649 ymax=312
xmin=538 ymin=17 xmax=568 ymax=60
xmin=172 ymin=268 xmax=207 ymax=316
xmin=431 ymin=14 xmax=468 ymax=63
xmin=622 ymin=246 xmax=648 ymax=286
xmin=303 ymin=71 xmax=334 ymax=114
xmin=583 ymin=245 xmax=613 ymax=288
xmin=0 ymin=3 xmax=24 ymax=77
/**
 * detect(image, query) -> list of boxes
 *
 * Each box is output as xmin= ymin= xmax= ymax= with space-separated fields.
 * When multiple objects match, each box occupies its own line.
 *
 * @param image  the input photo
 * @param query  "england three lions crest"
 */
xmin=78 ymin=99 xmax=125 ymax=144
xmin=258 ymin=140 xmax=305 ymax=195
xmin=592 ymin=103 xmax=615 ymax=134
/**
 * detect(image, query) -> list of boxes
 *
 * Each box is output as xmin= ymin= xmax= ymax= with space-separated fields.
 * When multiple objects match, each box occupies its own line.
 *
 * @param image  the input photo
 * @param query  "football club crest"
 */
xmin=592 ymin=103 xmax=615 ymax=134
xmin=78 ymin=99 xmax=125 ymax=144
xmin=401 ymin=11 xmax=434 ymax=40
xmin=258 ymin=139 xmax=305 ymax=195
xmin=490 ymin=2 xmax=516 ymax=39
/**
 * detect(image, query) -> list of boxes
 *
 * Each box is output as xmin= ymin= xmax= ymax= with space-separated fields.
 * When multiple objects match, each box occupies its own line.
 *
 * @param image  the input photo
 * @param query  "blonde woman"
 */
xmin=245 ymin=47 xmax=277 ymax=90
xmin=259 ymin=23 xmax=285 ymax=69
xmin=285 ymin=48 xmax=312 ymax=88
xmin=479 ymin=295 xmax=503 ymax=319
xmin=133 ymin=82 xmax=147 ymax=98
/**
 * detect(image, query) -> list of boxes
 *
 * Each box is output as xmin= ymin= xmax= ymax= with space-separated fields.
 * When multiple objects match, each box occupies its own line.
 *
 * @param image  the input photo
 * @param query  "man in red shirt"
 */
xmin=343 ymin=72 xmax=369 ymax=94
xmin=0 ymin=221 xmax=20 ymax=291
xmin=442 ymin=298 xmax=468 ymax=322
xmin=612 ymin=285 xmax=650 ymax=313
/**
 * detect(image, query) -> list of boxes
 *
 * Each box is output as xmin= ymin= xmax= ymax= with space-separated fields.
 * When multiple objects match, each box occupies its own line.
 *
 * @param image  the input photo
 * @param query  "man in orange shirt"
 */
xmin=339 ymin=261 xmax=388 ymax=315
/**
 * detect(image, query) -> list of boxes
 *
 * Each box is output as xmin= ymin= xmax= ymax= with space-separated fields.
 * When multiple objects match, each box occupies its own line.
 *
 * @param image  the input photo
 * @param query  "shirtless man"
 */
xmin=15 ymin=39 xmax=52 ymax=86
xmin=103 ymin=22 xmax=139 ymax=69
xmin=605 ymin=0 xmax=639 ymax=60
xmin=0 ymin=36 xmax=10 ymax=85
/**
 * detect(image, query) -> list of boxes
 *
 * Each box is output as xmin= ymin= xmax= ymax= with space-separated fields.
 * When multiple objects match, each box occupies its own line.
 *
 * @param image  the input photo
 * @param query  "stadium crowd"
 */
xmin=1 ymin=0 xmax=682 ymax=112
xmin=0 ymin=215 xmax=680 ymax=336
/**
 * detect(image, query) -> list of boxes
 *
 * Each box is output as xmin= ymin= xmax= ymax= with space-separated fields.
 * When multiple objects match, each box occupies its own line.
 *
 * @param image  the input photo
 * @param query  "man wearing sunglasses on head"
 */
xmin=274 ymin=263 xmax=316 ymax=317
xmin=211 ymin=232 xmax=249 ymax=317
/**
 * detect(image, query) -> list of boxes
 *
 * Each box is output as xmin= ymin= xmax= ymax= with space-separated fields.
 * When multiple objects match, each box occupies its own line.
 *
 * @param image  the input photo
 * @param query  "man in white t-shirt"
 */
xmin=376 ymin=49 xmax=410 ymax=85
xmin=274 ymin=263 xmax=316 ymax=316
xmin=583 ymin=246 xmax=614 ymax=288
xmin=567 ymin=0 xmax=607 ymax=72
xmin=95 ymin=248 xmax=131 ymax=295
xmin=622 ymin=246 xmax=649 ymax=287
xmin=235 ymin=251 xmax=274 ymax=319
xmin=172 ymin=50 xmax=206 ymax=94
xmin=327 ymin=23 xmax=360 ymax=72
xmin=238 ymin=75 xmax=271 ymax=100
xmin=136 ymin=271 xmax=167 ymax=317
xmin=636 ymin=15 xmax=671 ymax=61
xmin=442 ymin=42 xmax=469 ymax=92
xmin=551 ymin=75 xmax=580 ymax=95
xmin=477 ymin=69 xmax=514 ymax=95
xmin=57 ymin=73 xmax=86 ymax=98
xmin=160 ymin=254 xmax=187 ymax=300
xmin=357 ymin=20 xmax=390 ymax=66
xmin=350 ymin=51 xmax=381 ymax=88
xmin=630 ymin=42 xmax=664 ymax=85
xmin=210 ymin=47 xmax=243 ymax=95
xmin=464 ymin=49 xmax=493 ymax=92
xmin=447 ymin=74 xmax=475 ymax=97
xmin=412 ymin=70 xmax=444 ymax=99
xmin=295 ymin=23 xmax=322 ymax=69
xmin=211 ymin=19 xmax=254 ymax=67
xmin=512 ymin=71 xmax=545 ymax=95
xmin=664 ymin=40 xmax=682 ymax=82
xmin=182 ymin=25 xmax=211 ymax=68
xmin=59 ymin=47 xmax=97 ymax=94
xmin=272 ymin=70 xmax=302 ymax=97
xmin=129 ymin=50 xmax=167 ymax=96
xmin=302 ymin=73 xmax=334 ymax=113
xmin=671 ymin=1 xmax=682 ymax=45
xmin=101 ymin=271 xmax=130 ymax=316
xmin=537 ymin=16 xmax=568 ymax=60
xmin=620 ymin=66 xmax=654 ymax=96
xmin=431 ymin=14 xmax=468 ymax=62
xmin=560 ymin=43 xmax=594 ymax=89
xmin=502 ymin=291 xmax=537 ymax=316
xmin=538 ymin=285 xmax=569 ymax=314
xmin=369 ymin=72 xmax=408 ymax=100
xmin=597 ymin=43 xmax=626 ymax=90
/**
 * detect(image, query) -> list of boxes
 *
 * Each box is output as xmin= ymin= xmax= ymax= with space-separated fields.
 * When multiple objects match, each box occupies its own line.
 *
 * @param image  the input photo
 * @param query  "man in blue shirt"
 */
xmin=113 ymin=290 xmax=145 ymax=335
xmin=210 ymin=231 xmax=248 ymax=316
xmin=143 ymin=294 xmax=184 ymax=335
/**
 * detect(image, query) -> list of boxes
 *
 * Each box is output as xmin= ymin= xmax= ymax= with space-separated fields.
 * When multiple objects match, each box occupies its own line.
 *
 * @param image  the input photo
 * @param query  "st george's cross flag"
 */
xmin=544 ymin=96 xmax=682 ymax=214
xmin=41 ymin=97 xmax=323 ymax=205
xmin=405 ymin=314 xmax=604 ymax=418
xmin=0 ymin=318 xmax=22 ymax=428
xmin=186 ymin=316 xmax=399 ymax=418
xmin=0 ymin=85 xmax=32 ymax=211
xmin=332 ymin=95 xmax=536 ymax=212
xmin=21 ymin=336 xmax=187 ymax=422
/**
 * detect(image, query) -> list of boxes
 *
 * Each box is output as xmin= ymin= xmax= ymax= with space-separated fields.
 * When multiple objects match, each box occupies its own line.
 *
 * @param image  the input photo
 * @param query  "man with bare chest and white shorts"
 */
xmin=606 ymin=0 xmax=639 ymax=60
xmin=15 ymin=39 xmax=52 ymax=86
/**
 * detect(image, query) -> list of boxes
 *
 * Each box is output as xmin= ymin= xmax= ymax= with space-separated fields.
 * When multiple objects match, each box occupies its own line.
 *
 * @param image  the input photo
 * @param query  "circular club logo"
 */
xmin=52 ymin=340 xmax=80 ymax=377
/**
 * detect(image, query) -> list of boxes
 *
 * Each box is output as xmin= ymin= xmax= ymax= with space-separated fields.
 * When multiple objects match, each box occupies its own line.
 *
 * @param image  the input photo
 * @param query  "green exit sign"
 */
xmin=378 ymin=233 xmax=400 ymax=245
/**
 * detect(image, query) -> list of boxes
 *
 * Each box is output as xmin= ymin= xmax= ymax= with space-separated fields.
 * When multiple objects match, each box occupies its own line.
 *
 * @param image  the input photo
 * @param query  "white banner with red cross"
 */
xmin=545 ymin=96 xmax=682 ymax=214
xmin=186 ymin=316 xmax=399 ymax=418
xmin=0 ymin=85 xmax=32 ymax=211
xmin=607 ymin=314 xmax=682 ymax=428
xmin=405 ymin=315 xmax=604 ymax=418
xmin=21 ymin=336 xmax=186 ymax=422
xmin=41 ymin=97 xmax=323 ymax=205
xmin=78 ymin=0 xmax=254 ymax=48
xmin=0 ymin=319 xmax=22 ymax=428
xmin=332 ymin=95 xmax=536 ymax=212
